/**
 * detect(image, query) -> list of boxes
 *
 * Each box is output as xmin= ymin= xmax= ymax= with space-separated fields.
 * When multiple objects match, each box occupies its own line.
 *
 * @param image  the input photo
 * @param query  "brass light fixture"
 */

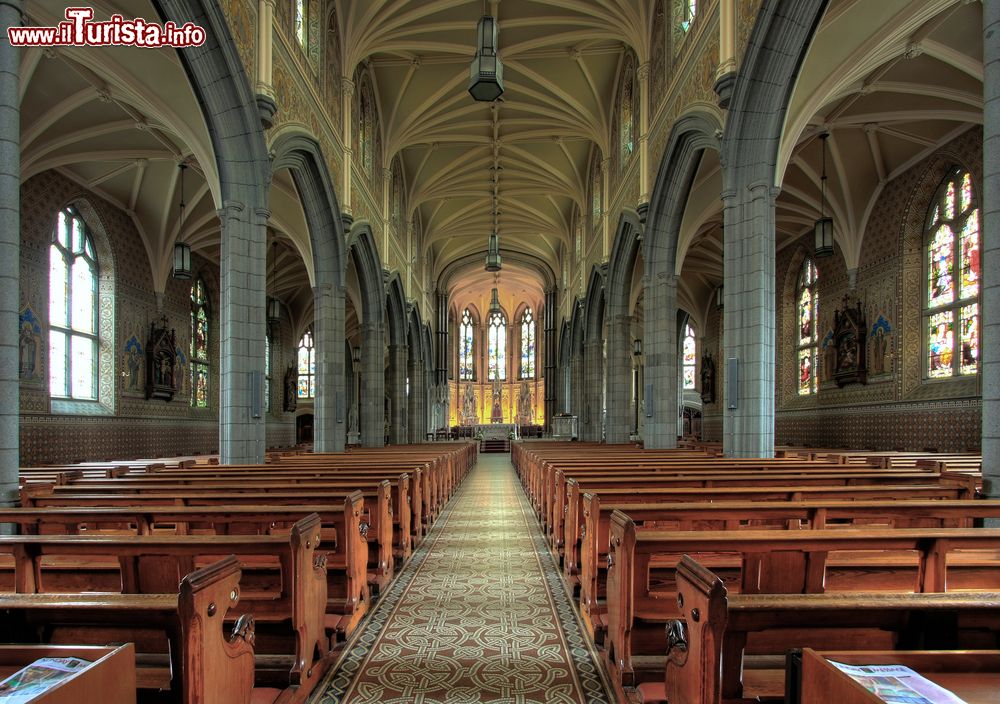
xmin=488 ymin=273 xmax=502 ymax=316
xmin=715 ymin=284 xmax=724 ymax=311
xmin=814 ymin=132 xmax=834 ymax=258
xmin=172 ymin=162 xmax=192 ymax=279
xmin=468 ymin=14 xmax=504 ymax=101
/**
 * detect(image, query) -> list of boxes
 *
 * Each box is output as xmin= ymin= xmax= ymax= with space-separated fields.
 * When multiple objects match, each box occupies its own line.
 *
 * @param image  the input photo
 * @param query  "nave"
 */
xmin=313 ymin=452 xmax=612 ymax=704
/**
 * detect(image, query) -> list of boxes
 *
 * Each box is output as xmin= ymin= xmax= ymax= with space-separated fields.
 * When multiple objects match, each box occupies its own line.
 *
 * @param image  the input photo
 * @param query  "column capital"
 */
xmin=636 ymin=62 xmax=651 ymax=82
xmin=341 ymin=77 xmax=355 ymax=97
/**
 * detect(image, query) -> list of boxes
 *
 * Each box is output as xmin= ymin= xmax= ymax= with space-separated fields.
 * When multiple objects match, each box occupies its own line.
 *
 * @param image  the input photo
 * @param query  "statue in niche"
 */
xmin=145 ymin=318 xmax=177 ymax=401
xmin=517 ymin=381 xmax=533 ymax=425
xmin=870 ymin=315 xmax=892 ymax=376
xmin=461 ymin=383 xmax=476 ymax=425
xmin=832 ymin=295 xmax=867 ymax=387
xmin=284 ymin=366 xmax=298 ymax=412
xmin=699 ymin=354 xmax=715 ymax=404
xmin=18 ymin=307 xmax=42 ymax=382
xmin=491 ymin=377 xmax=503 ymax=423
xmin=821 ymin=330 xmax=836 ymax=384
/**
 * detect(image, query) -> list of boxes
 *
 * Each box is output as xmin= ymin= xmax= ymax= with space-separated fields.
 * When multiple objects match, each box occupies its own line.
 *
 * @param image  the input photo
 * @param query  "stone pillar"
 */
xmin=983 ymin=0 xmax=1000 ymax=498
xmin=570 ymin=352 xmax=584 ymax=426
xmin=643 ymin=273 xmax=679 ymax=449
xmin=360 ymin=321 xmax=385 ymax=447
xmin=583 ymin=340 xmax=604 ymax=441
xmin=387 ymin=343 xmax=407 ymax=445
xmin=436 ymin=290 xmax=449 ymax=384
xmin=721 ymin=183 xmax=777 ymax=458
xmin=218 ymin=202 xmax=268 ymax=464
xmin=408 ymin=358 xmax=425 ymax=443
xmin=0 ymin=0 xmax=22 ymax=513
xmin=605 ymin=314 xmax=633 ymax=444
xmin=543 ymin=287 xmax=557 ymax=433
xmin=312 ymin=283 xmax=346 ymax=452
xmin=253 ymin=0 xmax=277 ymax=127
xmin=341 ymin=78 xmax=354 ymax=215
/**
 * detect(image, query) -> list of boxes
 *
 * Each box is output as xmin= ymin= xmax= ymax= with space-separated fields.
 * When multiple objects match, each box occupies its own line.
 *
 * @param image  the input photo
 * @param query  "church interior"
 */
xmin=1 ymin=0 xmax=998 ymax=702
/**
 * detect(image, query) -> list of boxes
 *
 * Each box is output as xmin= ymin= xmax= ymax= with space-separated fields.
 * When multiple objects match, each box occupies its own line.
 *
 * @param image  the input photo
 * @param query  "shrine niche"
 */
xmin=145 ymin=318 xmax=177 ymax=401
xmin=284 ymin=366 xmax=298 ymax=412
xmin=870 ymin=314 xmax=892 ymax=376
xmin=699 ymin=354 xmax=715 ymax=404
xmin=832 ymin=295 xmax=867 ymax=387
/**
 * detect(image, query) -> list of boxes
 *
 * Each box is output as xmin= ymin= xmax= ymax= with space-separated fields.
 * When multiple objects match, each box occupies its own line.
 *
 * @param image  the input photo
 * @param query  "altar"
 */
xmin=475 ymin=423 xmax=518 ymax=440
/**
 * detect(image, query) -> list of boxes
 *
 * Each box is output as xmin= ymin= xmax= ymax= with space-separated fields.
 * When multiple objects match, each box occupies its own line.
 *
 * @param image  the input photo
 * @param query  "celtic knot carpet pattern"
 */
xmin=312 ymin=453 xmax=612 ymax=703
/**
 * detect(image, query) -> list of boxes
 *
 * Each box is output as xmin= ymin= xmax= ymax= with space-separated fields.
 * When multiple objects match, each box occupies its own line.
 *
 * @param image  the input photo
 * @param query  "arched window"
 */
xmin=265 ymin=332 xmax=272 ymax=413
xmin=488 ymin=310 xmax=507 ymax=381
xmin=297 ymin=328 xmax=315 ymax=399
xmin=520 ymin=307 xmax=536 ymax=379
xmin=796 ymin=259 xmax=819 ymax=395
xmin=926 ymin=168 xmax=980 ymax=378
xmin=294 ymin=0 xmax=307 ymax=48
xmin=682 ymin=322 xmax=696 ymax=390
xmin=48 ymin=207 xmax=99 ymax=400
xmin=190 ymin=278 xmax=210 ymax=408
xmin=680 ymin=0 xmax=697 ymax=32
xmin=459 ymin=308 xmax=475 ymax=381
xmin=358 ymin=85 xmax=373 ymax=176
xmin=619 ymin=68 xmax=634 ymax=164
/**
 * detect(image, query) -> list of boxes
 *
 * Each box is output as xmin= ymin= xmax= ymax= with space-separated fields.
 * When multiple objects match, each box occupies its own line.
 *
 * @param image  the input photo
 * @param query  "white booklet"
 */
xmin=830 ymin=661 xmax=968 ymax=704
xmin=0 ymin=657 xmax=91 ymax=703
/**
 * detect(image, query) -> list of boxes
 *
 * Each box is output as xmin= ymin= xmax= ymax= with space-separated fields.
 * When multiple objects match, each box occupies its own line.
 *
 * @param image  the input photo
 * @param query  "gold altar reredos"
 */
xmin=447 ymin=379 xmax=545 ymax=426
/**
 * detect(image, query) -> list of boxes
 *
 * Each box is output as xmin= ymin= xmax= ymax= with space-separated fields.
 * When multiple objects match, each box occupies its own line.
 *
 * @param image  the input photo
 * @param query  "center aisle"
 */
xmin=313 ymin=452 xmax=613 ymax=703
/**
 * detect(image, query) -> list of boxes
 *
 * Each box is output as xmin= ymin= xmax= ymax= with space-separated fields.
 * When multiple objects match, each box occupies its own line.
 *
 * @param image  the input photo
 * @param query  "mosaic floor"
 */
xmin=311 ymin=453 xmax=613 ymax=704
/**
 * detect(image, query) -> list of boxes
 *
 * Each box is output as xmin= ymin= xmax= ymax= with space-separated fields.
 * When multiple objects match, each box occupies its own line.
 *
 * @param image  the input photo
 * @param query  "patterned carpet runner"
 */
xmin=312 ymin=453 xmax=612 ymax=703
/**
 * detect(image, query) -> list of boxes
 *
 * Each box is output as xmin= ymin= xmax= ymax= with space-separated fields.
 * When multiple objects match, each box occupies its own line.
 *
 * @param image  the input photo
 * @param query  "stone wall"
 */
xmin=18 ymin=170 xmax=295 ymax=465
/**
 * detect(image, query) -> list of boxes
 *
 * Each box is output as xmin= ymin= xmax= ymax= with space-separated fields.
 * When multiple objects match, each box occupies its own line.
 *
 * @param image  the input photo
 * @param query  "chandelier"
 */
xmin=172 ymin=162 xmax=192 ymax=279
xmin=468 ymin=14 xmax=504 ymax=102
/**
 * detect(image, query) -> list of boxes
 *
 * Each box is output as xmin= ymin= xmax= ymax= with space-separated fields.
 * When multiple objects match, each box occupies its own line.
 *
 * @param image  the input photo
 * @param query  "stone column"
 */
xmin=569 ymin=351 xmax=584 ymax=426
xmin=436 ymin=290 xmax=449 ymax=384
xmin=387 ymin=343 xmax=407 ymax=444
xmin=312 ymin=282 xmax=346 ymax=452
xmin=408 ymin=357 xmax=425 ymax=443
xmin=643 ymin=272 xmax=679 ymax=449
xmin=360 ymin=320 xmax=385 ymax=447
xmin=0 ymin=0 xmax=22 ymax=513
xmin=605 ymin=314 xmax=633 ymax=444
xmin=583 ymin=339 xmax=604 ymax=441
xmin=218 ymin=202 xmax=268 ymax=464
xmin=983 ymin=0 xmax=1000 ymax=498
xmin=543 ymin=287 xmax=557 ymax=433
xmin=721 ymin=183 xmax=777 ymax=458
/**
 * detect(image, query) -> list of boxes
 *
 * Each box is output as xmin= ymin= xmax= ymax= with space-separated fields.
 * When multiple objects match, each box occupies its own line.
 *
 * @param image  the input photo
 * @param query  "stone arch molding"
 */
xmin=269 ymin=128 xmax=348 ymax=452
xmin=346 ymin=220 xmax=386 ymax=447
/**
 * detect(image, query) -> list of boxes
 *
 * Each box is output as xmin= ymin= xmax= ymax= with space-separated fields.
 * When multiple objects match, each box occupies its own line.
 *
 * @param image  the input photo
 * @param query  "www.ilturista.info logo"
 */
xmin=7 ymin=7 xmax=206 ymax=47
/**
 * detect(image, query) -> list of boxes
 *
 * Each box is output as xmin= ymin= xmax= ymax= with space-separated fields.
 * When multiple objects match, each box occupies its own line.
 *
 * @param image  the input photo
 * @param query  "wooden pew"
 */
xmin=576 ymin=497 xmax=1000 ymax=642
xmin=22 ymin=482 xmax=395 ymax=594
xmin=788 ymin=648 xmax=1000 ymax=704
xmin=654 ymin=556 xmax=1000 ymax=704
xmin=603 ymin=514 xmax=1000 ymax=693
xmin=0 ymin=556 xmax=282 ymax=704
xmin=0 ymin=516 xmax=332 ymax=694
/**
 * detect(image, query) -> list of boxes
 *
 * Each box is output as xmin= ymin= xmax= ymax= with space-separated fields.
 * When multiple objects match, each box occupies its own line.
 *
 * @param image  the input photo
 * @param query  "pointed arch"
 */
xmin=385 ymin=271 xmax=408 ymax=348
xmin=346 ymin=221 xmax=385 ymax=328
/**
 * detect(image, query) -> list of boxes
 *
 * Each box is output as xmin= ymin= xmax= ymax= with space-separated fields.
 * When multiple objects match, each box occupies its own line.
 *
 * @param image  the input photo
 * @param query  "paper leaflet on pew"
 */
xmin=0 ymin=657 xmax=91 ymax=703
xmin=830 ymin=661 xmax=968 ymax=704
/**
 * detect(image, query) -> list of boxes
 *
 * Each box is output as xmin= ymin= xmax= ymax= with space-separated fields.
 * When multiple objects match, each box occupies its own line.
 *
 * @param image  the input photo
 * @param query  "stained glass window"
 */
xmin=520 ymin=307 xmax=536 ymax=379
xmin=682 ymin=323 xmax=697 ymax=390
xmin=294 ymin=0 xmax=306 ymax=48
xmin=459 ymin=308 xmax=475 ymax=381
xmin=925 ymin=168 xmax=979 ymax=378
xmin=488 ymin=311 xmax=507 ymax=381
xmin=190 ymin=278 xmax=210 ymax=408
xmin=797 ymin=259 xmax=819 ymax=395
xmin=680 ymin=0 xmax=697 ymax=32
xmin=49 ymin=207 xmax=99 ymax=400
xmin=297 ymin=328 xmax=315 ymax=399
xmin=620 ymin=67 xmax=634 ymax=164
xmin=265 ymin=333 xmax=272 ymax=413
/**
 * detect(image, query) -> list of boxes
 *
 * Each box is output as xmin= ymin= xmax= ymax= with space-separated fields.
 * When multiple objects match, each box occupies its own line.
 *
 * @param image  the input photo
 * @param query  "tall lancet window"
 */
xmin=682 ymin=322 xmax=697 ymax=390
xmin=190 ymin=278 xmax=211 ymax=408
xmin=797 ymin=259 xmax=819 ymax=395
xmin=49 ymin=207 xmax=99 ymax=400
xmin=459 ymin=308 xmax=475 ymax=381
xmin=520 ymin=307 xmax=536 ymax=379
xmin=926 ymin=168 xmax=980 ymax=378
xmin=488 ymin=310 xmax=507 ymax=381
xmin=297 ymin=328 xmax=315 ymax=399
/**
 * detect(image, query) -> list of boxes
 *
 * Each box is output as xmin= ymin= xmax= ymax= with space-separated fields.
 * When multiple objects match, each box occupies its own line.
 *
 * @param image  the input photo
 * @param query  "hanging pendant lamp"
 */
xmin=468 ymin=15 xmax=504 ymax=101
xmin=172 ymin=162 xmax=192 ymax=279
xmin=814 ymin=132 xmax=834 ymax=258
